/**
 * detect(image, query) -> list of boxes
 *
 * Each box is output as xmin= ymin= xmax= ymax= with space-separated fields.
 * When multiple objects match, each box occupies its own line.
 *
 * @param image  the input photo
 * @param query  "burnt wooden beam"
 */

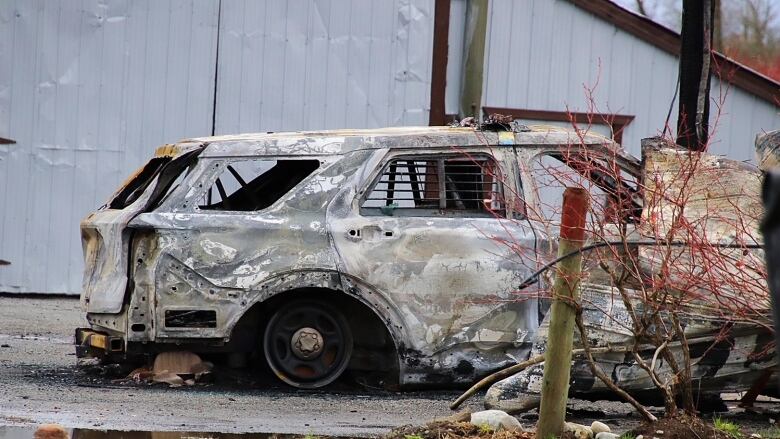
xmin=677 ymin=0 xmax=714 ymax=151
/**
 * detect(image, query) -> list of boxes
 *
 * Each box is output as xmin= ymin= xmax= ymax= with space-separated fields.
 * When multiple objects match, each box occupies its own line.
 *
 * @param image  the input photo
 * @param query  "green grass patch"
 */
xmin=477 ymin=423 xmax=493 ymax=434
xmin=713 ymin=416 xmax=742 ymax=438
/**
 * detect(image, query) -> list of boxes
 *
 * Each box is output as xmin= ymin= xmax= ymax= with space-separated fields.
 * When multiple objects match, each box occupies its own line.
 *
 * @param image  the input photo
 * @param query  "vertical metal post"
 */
xmin=536 ymin=188 xmax=590 ymax=439
xmin=438 ymin=159 xmax=447 ymax=209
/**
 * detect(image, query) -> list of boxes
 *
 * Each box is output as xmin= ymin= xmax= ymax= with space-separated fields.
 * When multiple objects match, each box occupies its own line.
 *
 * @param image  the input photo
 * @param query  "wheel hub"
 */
xmin=291 ymin=327 xmax=324 ymax=359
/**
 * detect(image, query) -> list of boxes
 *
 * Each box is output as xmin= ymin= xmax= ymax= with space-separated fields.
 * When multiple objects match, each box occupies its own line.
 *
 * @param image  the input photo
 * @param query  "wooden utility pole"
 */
xmin=677 ymin=0 xmax=715 ymax=151
xmin=459 ymin=0 xmax=489 ymax=120
xmin=536 ymin=188 xmax=590 ymax=439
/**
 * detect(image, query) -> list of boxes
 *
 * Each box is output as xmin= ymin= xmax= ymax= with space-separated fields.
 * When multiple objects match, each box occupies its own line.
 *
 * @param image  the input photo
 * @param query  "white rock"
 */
xmin=656 ymin=430 xmax=664 ymax=435
xmin=564 ymin=422 xmax=594 ymax=439
xmin=591 ymin=421 xmax=611 ymax=434
xmin=635 ymin=436 xmax=643 ymax=439
xmin=595 ymin=433 xmax=619 ymax=439
xmin=469 ymin=410 xmax=522 ymax=432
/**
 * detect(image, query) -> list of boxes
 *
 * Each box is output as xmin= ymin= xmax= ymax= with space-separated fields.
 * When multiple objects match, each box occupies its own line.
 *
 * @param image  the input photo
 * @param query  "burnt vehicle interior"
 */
xmin=108 ymin=157 xmax=171 ymax=209
xmin=361 ymin=155 xmax=504 ymax=217
xmin=199 ymin=159 xmax=320 ymax=211
xmin=529 ymin=151 xmax=642 ymax=226
xmin=109 ymin=149 xmax=204 ymax=213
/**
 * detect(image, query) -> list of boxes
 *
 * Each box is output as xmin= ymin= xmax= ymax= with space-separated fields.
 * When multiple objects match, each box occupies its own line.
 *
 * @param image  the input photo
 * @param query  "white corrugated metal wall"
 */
xmin=0 ymin=0 xmax=220 ymax=294
xmin=1 ymin=0 xmax=777 ymax=294
xmin=215 ymin=0 xmax=434 ymax=132
xmin=0 ymin=0 xmax=435 ymax=294
xmin=481 ymin=0 xmax=779 ymax=161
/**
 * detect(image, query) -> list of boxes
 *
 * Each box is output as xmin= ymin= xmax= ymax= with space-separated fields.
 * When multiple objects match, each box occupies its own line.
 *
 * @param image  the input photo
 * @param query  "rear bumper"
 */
xmin=74 ymin=327 xmax=124 ymax=358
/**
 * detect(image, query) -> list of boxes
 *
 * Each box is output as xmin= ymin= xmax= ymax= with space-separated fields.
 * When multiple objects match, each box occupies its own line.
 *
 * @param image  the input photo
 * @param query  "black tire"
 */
xmin=263 ymin=299 xmax=353 ymax=388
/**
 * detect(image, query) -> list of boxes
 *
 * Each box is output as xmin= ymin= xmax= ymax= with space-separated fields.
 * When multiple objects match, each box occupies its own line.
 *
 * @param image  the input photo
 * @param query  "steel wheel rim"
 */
xmin=263 ymin=301 xmax=353 ymax=388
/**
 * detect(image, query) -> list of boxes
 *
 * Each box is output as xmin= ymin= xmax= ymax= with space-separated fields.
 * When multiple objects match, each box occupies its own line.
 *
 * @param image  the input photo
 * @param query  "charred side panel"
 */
xmin=127 ymin=151 xmax=375 ymax=342
xmin=329 ymin=147 xmax=540 ymax=385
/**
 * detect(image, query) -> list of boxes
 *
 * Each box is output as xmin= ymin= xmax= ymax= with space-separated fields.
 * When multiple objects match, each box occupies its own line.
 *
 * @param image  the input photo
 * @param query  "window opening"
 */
xmin=362 ymin=155 xmax=504 ymax=216
xmin=109 ymin=157 xmax=170 ymax=209
xmin=146 ymin=149 xmax=203 ymax=211
xmin=528 ymin=152 xmax=640 ymax=227
xmin=199 ymin=159 xmax=319 ymax=211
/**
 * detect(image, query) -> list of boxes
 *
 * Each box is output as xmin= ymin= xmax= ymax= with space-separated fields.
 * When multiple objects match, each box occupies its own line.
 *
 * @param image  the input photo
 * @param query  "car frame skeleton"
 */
xmin=76 ymin=125 xmax=774 ymax=400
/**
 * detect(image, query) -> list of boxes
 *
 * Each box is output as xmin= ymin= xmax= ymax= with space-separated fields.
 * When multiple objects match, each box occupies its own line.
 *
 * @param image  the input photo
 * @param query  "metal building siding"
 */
xmin=445 ymin=0 xmax=467 ymax=116
xmin=0 ymin=0 xmax=436 ymax=294
xmin=214 ymin=0 xmax=435 ymax=134
xmin=482 ymin=0 xmax=779 ymax=160
xmin=0 ymin=0 xmax=219 ymax=294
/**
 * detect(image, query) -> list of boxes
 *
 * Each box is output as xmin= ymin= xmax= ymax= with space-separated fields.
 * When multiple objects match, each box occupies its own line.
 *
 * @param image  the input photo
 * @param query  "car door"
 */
xmin=515 ymin=145 xmax=643 ymax=307
xmin=329 ymin=146 xmax=540 ymax=356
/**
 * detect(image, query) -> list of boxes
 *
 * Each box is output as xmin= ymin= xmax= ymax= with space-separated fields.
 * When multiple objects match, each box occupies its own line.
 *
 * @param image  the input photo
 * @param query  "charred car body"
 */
xmin=76 ymin=126 xmax=774 ymax=396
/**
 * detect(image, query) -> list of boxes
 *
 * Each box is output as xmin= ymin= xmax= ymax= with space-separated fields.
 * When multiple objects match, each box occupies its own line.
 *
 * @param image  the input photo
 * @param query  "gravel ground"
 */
xmin=0 ymin=296 xmax=778 ymax=437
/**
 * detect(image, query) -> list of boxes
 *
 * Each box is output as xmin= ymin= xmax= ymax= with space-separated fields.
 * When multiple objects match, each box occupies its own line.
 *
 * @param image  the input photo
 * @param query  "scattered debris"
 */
xmin=386 ymin=421 xmax=534 ymax=439
xmin=152 ymin=351 xmax=210 ymax=376
xmin=458 ymin=116 xmax=477 ymax=127
xmin=628 ymin=414 xmax=734 ymax=439
xmin=34 ymin=424 xmax=69 ymax=439
xmin=124 ymin=351 xmax=213 ymax=387
xmin=481 ymin=113 xmax=514 ymax=130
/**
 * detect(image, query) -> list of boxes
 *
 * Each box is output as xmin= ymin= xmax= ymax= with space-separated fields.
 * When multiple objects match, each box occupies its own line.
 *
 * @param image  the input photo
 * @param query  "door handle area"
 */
xmin=346 ymin=225 xmax=395 ymax=241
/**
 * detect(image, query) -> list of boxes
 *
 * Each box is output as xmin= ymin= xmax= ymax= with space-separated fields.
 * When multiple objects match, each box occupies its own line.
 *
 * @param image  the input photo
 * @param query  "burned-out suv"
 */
xmin=76 ymin=125 xmax=642 ymax=388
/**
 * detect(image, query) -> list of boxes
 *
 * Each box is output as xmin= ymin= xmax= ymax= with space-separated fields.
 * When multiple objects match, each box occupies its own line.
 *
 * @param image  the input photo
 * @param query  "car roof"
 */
xmin=158 ymin=125 xmax=628 ymax=160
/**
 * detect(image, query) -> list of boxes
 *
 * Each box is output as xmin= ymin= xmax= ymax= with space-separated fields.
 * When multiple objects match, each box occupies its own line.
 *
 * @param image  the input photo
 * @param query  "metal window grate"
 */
xmin=363 ymin=156 xmax=505 ymax=214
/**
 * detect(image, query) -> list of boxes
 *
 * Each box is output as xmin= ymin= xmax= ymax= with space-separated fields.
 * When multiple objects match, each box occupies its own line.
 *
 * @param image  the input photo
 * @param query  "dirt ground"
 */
xmin=1 ymin=296 xmax=779 ymax=437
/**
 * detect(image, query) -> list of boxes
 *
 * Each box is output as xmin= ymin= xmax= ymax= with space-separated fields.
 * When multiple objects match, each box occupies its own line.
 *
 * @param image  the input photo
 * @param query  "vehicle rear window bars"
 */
xmin=362 ymin=155 xmax=505 ymax=217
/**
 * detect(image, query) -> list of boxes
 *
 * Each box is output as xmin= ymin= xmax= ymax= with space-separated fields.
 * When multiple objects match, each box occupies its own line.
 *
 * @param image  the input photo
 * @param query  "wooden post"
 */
xmin=677 ymin=0 xmax=714 ymax=151
xmin=536 ymin=188 xmax=589 ymax=439
xmin=459 ymin=0 xmax=488 ymax=120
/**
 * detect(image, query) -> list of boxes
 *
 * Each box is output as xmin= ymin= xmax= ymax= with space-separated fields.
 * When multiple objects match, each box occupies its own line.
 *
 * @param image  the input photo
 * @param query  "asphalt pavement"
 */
xmin=0 ymin=296 xmax=486 ymax=436
xmin=1 ymin=295 xmax=778 ymax=437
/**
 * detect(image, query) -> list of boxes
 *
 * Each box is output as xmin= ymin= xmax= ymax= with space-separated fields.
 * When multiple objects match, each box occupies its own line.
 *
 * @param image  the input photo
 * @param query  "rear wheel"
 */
xmin=263 ymin=300 xmax=353 ymax=388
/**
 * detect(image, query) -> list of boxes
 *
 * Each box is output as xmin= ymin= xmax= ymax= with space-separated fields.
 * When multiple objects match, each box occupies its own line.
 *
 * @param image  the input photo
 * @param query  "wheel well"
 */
xmin=229 ymin=288 xmax=400 ymax=379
